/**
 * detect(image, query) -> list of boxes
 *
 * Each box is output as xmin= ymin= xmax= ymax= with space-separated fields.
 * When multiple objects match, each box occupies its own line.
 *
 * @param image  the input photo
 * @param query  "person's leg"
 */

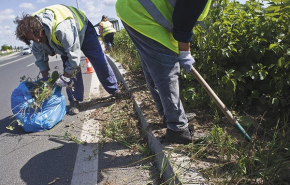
xmin=61 ymin=55 xmax=84 ymax=115
xmin=104 ymin=33 xmax=113 ymax=50
xmin=103 ymin=35 xmax=109 ymax=50
xmin=111 ymin=33 xmax=115 ymax=46
xmin=81 ymin=21 xmax=119 ymax=94
xmin=122 ymin=22 xmax=188 ymax=132
xmin=107 ymin=33 xmax=114 ymax=47
xmin=61 ymin=55 xmax=84 ymax=102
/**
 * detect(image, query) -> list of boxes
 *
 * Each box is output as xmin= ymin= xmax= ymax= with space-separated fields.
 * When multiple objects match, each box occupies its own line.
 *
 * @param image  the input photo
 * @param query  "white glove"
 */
xmin=178 ymin=51 xmax=195 ymax=73
xmin=55 ymin=75 xmax=71 ymax=87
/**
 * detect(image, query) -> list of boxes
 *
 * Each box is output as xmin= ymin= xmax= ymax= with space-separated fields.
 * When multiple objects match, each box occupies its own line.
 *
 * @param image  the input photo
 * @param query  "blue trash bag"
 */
xmin=11 ymin=81 xmax=66 ymax=132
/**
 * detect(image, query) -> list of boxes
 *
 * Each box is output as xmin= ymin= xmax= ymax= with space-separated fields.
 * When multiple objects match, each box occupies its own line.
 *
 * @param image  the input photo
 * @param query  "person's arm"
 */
xmin=99 ymin=22 xmax=103 ymax=35
xmin=55 ymin=19 xmax=81 ymax=78
xmin=32 ymin=42 xmax=50 ymax=78
xmin=172 ymin=0 xmax=208 ymax=49
xmin=173 ymin=0 xmax=208 ymax=73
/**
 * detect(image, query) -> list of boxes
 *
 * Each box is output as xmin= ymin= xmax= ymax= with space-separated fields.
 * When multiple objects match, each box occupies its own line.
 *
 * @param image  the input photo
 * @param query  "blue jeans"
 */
xmin=61 ymin=55 xmax=84 ymax=102
xmin=123 ymin=22 xmax=188 ymax=131
xmin=81 ymin=21 xmax=119 ymax=94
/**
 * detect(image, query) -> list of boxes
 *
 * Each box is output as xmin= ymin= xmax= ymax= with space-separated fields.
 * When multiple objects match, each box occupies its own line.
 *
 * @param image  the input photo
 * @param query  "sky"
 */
xmin=0 ymin=0 xmax=121 ymax=48
xmin=0 ymin=0 xmax=249 ymax=48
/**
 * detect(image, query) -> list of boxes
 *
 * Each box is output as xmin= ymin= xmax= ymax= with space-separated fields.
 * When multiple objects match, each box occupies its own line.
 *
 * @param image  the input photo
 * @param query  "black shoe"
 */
xmin=112 ymin=90 xmax=120 ymax=97
xmin=68 ymin=101 xmax=80 ymax=115
xmin=162 ymin=112 xmax=196 ymax=128
xmin=165 ymin=128 xmax=193 ymax=144
xmin=165 ymin=128 xmax=207 ymax=144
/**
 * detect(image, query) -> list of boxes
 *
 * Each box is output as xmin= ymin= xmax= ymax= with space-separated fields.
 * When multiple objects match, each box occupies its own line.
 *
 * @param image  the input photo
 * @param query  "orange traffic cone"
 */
xmin=85 ymin=58 xmax=94 ymax=74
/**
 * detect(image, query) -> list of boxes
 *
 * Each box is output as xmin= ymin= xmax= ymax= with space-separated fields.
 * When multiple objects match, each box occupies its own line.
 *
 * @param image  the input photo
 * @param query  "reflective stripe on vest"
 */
xmin=167 ymin=0 xmax=176 ymax=7
xmin=101 ymin=21 xmax=116 ymax=37
xmin=116 ymin=0 xmax=211 ymax=53
xmin=138 ymin=0 xmax=212 ymax=33
xmin=138 ymin=0 xmax=173 ymax=32
xmin=64 ymin=5 xmax=86 ymax=32
xmin=32 ymin=4 xmax=86 ymax=46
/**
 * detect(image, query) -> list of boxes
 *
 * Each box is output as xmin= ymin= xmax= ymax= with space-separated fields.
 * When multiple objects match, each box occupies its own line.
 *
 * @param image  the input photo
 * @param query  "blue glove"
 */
xmin=178 ymin=51 xmax=195 ymax=73
xmin=55 ymin=75 xmax=71 ymax=87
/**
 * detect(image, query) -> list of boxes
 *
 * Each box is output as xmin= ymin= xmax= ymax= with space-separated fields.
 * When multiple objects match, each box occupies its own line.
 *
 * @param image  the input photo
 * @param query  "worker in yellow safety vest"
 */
xmin=116 ymin=0 xmax=211 ymax=144
xmin=14 ymin=4 xmax=119 ymax=115
xmin=99 ymin=15 xmax=116 ymax=51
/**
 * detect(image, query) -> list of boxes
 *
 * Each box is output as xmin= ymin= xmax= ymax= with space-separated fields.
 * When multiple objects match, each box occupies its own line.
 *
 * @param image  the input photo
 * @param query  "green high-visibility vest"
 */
xmin=32 ymin=4 xmax=86 ymax=46
xmin=101 ymin=21 xmax=116 ymax=37
xmin=116 ymin=0 xmax=211 ymax=53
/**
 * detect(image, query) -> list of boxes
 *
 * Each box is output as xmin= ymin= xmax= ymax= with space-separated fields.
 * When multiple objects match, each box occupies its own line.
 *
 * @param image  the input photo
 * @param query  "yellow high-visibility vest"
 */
xmin=32 ymin=4 xmax=86 ymax=46
xmin=116 ymin=0 xmax=211 ymax=53
xmin=101 ymin=21 xmax=116 ymax=37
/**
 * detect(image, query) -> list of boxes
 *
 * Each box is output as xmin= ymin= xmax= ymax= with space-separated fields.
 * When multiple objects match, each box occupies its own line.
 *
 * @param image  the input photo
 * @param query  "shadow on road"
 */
xmin=20 ymin=138 xmax=78 ymax=185
xmin=0 ymin=115 xmax=26 ymax=136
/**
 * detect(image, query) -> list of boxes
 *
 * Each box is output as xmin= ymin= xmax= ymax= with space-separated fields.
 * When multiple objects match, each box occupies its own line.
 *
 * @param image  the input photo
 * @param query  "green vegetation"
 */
xmin=21 ymin=71 xmax=59 ymax=110
xmin=0 ymin=51 xmax=14 ymax=57
xmin=110 ymin=0 xmax=290 ymax=184
xmin=109 ymin=29 xmax=141 ymax=71
xmin=97 ymin=97 xmax=162 ymax=183
xmin=188 ymin=0 xmax=290 ymax=112
xmin=7 ymin=71 xmax=60 ymax=131
xmin=1 ymin=44 xmax=13 ymax=51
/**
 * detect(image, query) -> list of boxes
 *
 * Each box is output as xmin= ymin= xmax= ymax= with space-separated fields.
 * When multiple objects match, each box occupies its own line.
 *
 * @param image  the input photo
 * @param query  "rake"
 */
xmin=190 ymin=66 xmax=251 ymax=142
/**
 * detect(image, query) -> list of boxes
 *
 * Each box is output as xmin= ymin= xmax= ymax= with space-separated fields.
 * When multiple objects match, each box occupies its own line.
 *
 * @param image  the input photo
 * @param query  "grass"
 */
xmin=0 ymin=51 xmax=14 ymax=57
xmin=109 ymin=38 xmax=290 ymax=184
xmin=99 ymin=98 xmax=146 ymax=152
xmin=177 ymin=111 xmax=290 ymax=185
xmin=94 ymin=95 xmax=163 ymax=184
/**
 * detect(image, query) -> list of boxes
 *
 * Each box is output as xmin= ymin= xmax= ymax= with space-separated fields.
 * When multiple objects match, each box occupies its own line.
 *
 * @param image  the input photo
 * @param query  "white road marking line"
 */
xmin=0 ymin=55 xmax=31 ymax=68
xmin=27 ymin=58 xmax=61 ymax=67
xmin=71 ymin=68 xmax=101 ymax=185
xmin=71 ymin=118 xmax=99 ymax=185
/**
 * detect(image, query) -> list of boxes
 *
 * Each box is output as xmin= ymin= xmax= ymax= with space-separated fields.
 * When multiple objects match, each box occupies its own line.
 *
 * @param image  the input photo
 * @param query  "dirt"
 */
xmin=83 ymin=68 xmax=219 ymax=184
xmin=85 ymin=65 xmax=264 ymax=184
xmin=83 ymin=74 xmax=164 ymax=185
xmin=121 ymin=70 xmax=215 ymax=143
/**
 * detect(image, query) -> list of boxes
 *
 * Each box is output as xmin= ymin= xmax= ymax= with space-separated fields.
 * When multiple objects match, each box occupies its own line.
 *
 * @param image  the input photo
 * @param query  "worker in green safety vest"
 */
xmin=99 ymin=15 xmax=116 ymax=51
xmin=116 ymin=0 xmax=211 ymax=144
xmin=14 ymin=4 xmax=119 ymax=115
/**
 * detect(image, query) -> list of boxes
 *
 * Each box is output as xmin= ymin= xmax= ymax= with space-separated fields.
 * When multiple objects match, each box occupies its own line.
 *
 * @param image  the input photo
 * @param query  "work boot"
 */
xmin=162 ymin=112 xmax=196 ymax=128
xmin=165 ymin=127 xmax=193 ymax=144
xmin=165 ymin=127 xmax=207 ymax=144
xmin=111 ymin=90 xmax=121 ymax=99
xmin=68 ymin=101 xmax=80 ymax=115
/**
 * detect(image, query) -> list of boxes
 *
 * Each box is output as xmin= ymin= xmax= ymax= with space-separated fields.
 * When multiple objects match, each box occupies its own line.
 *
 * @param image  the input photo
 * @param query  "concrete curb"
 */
xmin=106 ymin=54 xmax=180 ymax=184
xmin=106 ymin=55 xmax=207 ymax=185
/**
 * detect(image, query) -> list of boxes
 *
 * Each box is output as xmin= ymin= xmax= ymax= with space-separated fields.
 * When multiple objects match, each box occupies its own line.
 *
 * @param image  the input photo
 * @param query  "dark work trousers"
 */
xmin=122 ymin=22 xmax=188 ymax=131
xmin=61 ymin=55 xmax=84 ymax=102
xmin=104 ymin=32 xmax=115 ymax=49
xmin=81 ymin=21 xmax=119 ymax=94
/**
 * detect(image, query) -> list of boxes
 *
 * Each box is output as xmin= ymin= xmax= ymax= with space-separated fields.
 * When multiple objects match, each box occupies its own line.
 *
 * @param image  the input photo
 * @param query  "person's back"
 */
xmin=14 ymin=4 xmax=119 ymax=115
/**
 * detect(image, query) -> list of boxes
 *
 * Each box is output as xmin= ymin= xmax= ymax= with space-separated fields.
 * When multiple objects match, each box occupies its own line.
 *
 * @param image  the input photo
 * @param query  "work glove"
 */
xmin=55 ymin=75 xmax=71 ymax=87
xmin=178 ymin=51 xmax=195 ymax=73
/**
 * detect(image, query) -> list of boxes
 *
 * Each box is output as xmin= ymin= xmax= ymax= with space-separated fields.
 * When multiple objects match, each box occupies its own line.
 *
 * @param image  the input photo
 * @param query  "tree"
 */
xmin=1 ymin=44 xmax=12 ymax=51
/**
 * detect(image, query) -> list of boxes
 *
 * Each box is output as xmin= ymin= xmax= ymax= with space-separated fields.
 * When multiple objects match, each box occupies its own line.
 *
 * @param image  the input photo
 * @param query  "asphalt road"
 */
xmin=0 ymin=52 xmax=96 ymax=185
xmin=0 ymin=51 xmax=161 ymax=185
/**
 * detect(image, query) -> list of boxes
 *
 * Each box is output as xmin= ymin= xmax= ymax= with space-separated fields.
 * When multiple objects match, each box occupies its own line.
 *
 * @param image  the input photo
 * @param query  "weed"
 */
xmin=21 ymin=71 xmax=59 ymax=111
